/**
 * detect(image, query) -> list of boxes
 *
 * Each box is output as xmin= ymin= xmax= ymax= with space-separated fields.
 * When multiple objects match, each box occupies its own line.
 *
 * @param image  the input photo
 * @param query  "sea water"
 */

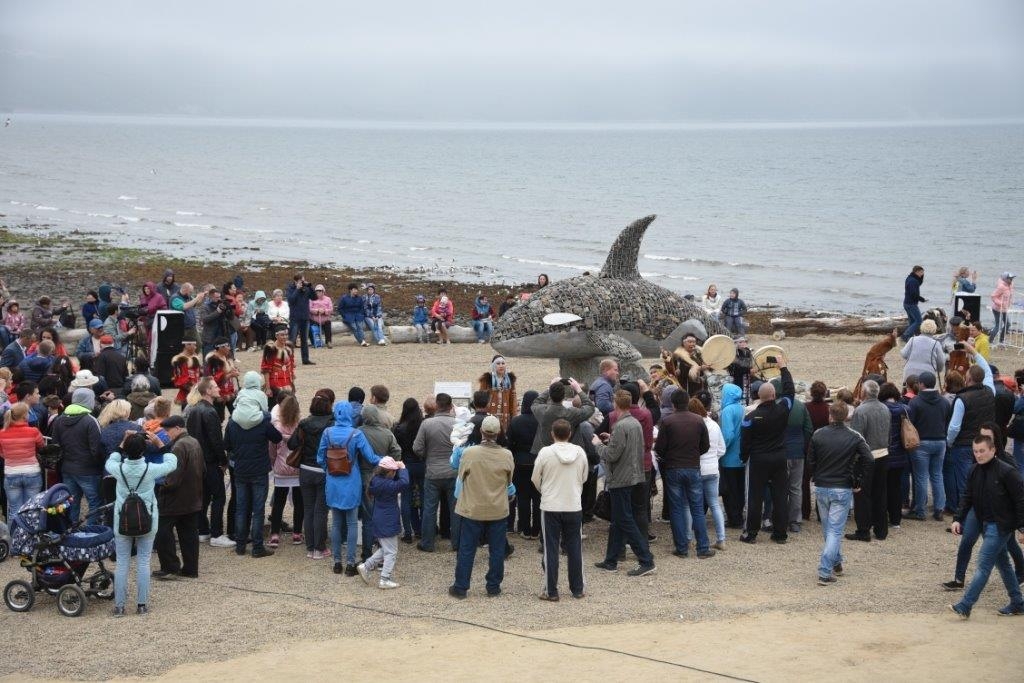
xmin=1 ymin=114 xmax=1021 ymax=313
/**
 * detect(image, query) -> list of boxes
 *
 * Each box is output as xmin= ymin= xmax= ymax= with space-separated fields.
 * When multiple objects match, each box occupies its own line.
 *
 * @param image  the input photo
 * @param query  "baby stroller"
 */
xmin=3 ymin=484 xmax=115 ymax=617
xmin=0 ymin=520 xmax=10 ymax=562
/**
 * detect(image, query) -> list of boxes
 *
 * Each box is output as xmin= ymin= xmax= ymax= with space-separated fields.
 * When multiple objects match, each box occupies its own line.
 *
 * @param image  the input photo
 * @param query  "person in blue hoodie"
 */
xmin=317 ymin=400 xmax=381 ymax=576
xmin=337 ymin=283 xmax=368 ymax=347
xmin=718 ymin=383 xmax=746 ymax=528
xmin=412 ymin=295 xmax=430 ymax=343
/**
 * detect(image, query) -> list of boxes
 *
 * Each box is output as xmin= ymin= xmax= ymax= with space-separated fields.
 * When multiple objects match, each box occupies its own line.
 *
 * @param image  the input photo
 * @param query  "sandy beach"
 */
xmin=1 ymin=336 xmax=1022 ymax=681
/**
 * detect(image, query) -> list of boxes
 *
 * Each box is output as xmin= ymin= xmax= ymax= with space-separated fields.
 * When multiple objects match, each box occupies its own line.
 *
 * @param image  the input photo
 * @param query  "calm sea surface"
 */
xmin=2 ymin=115 xmax=1021 ymax=313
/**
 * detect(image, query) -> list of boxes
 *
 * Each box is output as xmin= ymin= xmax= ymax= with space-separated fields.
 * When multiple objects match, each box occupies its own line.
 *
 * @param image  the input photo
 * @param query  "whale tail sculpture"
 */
xmin=491 ymin=216 xmax=729 ymax=385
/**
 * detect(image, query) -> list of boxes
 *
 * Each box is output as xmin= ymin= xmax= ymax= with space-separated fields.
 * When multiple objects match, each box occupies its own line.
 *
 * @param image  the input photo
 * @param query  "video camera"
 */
xmin=119 ymin=304 xmax=146 ymax=321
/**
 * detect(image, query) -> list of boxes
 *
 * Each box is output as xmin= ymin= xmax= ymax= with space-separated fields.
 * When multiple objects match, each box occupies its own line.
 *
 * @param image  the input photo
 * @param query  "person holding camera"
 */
xmin=286 ymin=273 xmax=315 ymax=365
xmin=200 ymin=285 xmax=235 ymax=357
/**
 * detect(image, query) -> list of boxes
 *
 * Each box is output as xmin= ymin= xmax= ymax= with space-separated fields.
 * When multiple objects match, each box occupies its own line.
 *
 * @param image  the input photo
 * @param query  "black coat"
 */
xmin=955 ymin=457 xmax=1024 ymax=533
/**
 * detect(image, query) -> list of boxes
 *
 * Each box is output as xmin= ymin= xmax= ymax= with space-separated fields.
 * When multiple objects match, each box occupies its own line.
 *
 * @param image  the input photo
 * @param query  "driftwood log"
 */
xmin=770 ymin=315 xmax=905 ymax=337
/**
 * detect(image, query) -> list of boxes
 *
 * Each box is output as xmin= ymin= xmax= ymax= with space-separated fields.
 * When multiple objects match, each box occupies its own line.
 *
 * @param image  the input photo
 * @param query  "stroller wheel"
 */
xmin=4 ymin=580 xmax=35 ymax=613
xmin=90 ymin=573 xmax=114 ymax=600
xmin=56 ymin=584 xmax=86 ymax=617
xmin=0 ymin=540 xmax=9 ymax=562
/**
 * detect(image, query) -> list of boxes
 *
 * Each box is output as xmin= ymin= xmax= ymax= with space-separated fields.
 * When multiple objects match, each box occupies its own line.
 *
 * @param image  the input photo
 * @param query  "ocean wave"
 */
xmin=501 ymin=254 xmax=593 ymax=271
xmin=35 ymin=205 xmax=58 ymax=211
xmin=257 ymin=207 xmax=269 ymax=211
xmin=117 ymin=195 xmax=136 ymax=201
xmin=357 ymin=239 xmax=371 ymax=244
xmin=409 ymin=246 xmax=430 ymax=251
xmin=175 ymin=210 xmax=202 ymax=216
xmin=87 ymin=212 xmax=114 ymax=218
xmin=133 ymin=206 xmax=152 ymax=211
xmin=117 ymin=215 xmax=140 ymax=222
xmin=173 ymin=222 xmax=213 ymax=229
xmin=9 ymin=200 xmax=27 ymax=206
xmin=643 ymin=252 xmax=870 ymax=278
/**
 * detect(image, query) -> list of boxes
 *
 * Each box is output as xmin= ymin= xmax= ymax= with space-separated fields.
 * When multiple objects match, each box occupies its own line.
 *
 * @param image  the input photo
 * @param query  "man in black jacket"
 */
xmin=187 ymin=378 xmax=233 ymax=548
xmin=808 ymin=402 xmax=873 ymax=585
xmin=740 ymin=358 xmax=795 ymax=544
xmin=50 ymin=388 xmax=104 ymax=524
xmin=950 ymin=435 xmax=1024 ymax=618
xmin=286 ymin=273 xmax=315 ymax=366
xmin=907 ymin=371 xmax=952 ymax=521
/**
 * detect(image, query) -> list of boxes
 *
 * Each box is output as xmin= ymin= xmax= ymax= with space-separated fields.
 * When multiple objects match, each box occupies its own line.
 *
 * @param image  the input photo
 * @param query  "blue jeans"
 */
xmin=723 ymin=315 xmax=746 ymax=335
xmin=114 ymin=534 xmax=154 ymax=608
xmin=452 ymin=516 xmax=507 ymax=594
xmin=421 ymin=476 xmax=460 ymax=551
xmin=665 ymin=468 xmax=709 ymax=553
xmin=815 ymin=487 xmax=853 ymax=579
xmin=345 ymin=320 xmax=365 ymax=344
xmin=954 ymin=510 xmax=1024 ymax=582
xmin=472 ymin=319 xmax=494 ymax=342
xmin=5 ymin=472 xmax=43 ymax=520
xmin=234 ymin=477 xmax=269 ymax=552
xmin=702 ymin=474 xmax=726 ymax=544
xmin=948 ymin=445 xmax=974 ymax=513
xmin=365 ymin=317 xmax=385 ymax=343
xmin=288 ymin=319 xmax=310 ymax=363
xmin=901 ymin=303 xmax=922 ymax=341
xmin=955 ymin=522 xmax=1024 ymax=613
xmin=911 ymin=440 xmax=945 ymax=516
xmin=330 ymin=506 xmax=359 ymax=565
xmin=603 ymin=484 xmax=654 ymax=567
xmin=63 ymin=473 xmax=103 ymax=525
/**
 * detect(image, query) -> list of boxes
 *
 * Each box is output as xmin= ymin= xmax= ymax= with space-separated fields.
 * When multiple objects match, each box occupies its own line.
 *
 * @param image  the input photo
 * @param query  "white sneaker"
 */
xmin=357 ymin=562 xmax=371 ymax=585
xmin=477 ymin=339 xmax=485 ymax=344
xmin=378 ymin=339 xmax=387 ymax=346
xmin=210 ymin=535 xmax=235 ymax=548
xmin=379 ymin=578 xmax=400 ymax=589
xmin=198 ymin=534 xmax=211 ymax=543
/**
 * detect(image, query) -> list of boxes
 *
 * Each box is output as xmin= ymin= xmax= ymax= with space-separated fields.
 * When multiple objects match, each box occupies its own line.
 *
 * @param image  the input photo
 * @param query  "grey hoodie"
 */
xmin=358 ymin=405 xmax=402 ymax=485
xmin=531 ymin=441 xmax=588 ymax=512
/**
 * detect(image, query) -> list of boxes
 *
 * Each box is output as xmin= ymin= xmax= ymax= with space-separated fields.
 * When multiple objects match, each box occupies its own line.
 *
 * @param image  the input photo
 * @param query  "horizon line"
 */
xmin=5 ymin=111 xmax=1024 ymax=131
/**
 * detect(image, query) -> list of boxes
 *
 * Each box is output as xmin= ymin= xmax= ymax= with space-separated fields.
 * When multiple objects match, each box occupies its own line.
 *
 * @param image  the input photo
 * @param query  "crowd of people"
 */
xmin=0 ymin=265 xmax=1022 ymax=621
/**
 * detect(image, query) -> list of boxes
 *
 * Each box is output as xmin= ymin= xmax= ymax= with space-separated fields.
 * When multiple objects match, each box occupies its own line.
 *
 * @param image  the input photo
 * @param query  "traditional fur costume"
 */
xmin=477 ymin=370 xmax=517 ymax=435
xmin=171 ymin=350 xmax=202 ymax=405
xmin=204 ymin=350 xmax=239 ymax=402
xmin=853 ymin=330 xmax=896 ymax=398
xmin=260 ymin=341 xmax=295 ymax=391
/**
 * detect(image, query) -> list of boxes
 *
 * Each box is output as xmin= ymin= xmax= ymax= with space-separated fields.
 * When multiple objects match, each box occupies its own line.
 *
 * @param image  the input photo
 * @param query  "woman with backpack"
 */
xmin=106 ymin=431 xmax=178 ymax=617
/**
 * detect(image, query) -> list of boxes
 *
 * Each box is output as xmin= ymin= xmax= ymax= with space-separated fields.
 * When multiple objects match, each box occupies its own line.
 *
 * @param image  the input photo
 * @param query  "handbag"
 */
xmin=285 ymin=428 xmax=305 ymax=468
xmin=326 ymin=432 xmax=356 ymax=476
xmin=900 ymin=412 xmax=920 ymax=450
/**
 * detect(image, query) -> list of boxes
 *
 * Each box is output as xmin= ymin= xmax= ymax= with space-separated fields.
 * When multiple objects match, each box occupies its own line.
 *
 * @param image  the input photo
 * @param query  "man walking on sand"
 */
xmin=532 ymin=419 xmax=589 ymax=601
xmin=449 ymin=416 xmax=514 ymax=599
xmin=593 ymin=390 xmax=655 ymax=577
xmin=808 ymin=402 xmax=873 ymax=585
xmin=949 ymin=435 xmax=1024 ymax=618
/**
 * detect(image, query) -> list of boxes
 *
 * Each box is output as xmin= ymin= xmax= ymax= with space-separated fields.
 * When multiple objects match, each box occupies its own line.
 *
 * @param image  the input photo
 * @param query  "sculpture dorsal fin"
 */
xmin=599 ymin=215 xmax=656 ymax=280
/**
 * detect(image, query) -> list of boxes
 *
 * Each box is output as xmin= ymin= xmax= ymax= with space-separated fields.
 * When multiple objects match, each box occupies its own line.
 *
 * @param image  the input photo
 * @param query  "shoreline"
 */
xmin=1 ymin=222 xmax=905 ymax=334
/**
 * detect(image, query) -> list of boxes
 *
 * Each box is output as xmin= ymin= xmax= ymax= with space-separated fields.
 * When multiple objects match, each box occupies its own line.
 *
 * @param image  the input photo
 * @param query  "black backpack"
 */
xmin=118 ymin=462 xmax=153 ymax=537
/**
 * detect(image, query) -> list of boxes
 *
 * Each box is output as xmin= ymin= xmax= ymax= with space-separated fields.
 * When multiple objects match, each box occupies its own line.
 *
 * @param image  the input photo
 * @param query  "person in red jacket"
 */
xmin=204 ymin=337 xmax=240 ymax=420
xmin=171 ymin=339 xmax=202 ymax=408
xmin=261 ymin=328 xmax=295 ymax=406
xmin=0 ymin=402 xmax=46 ymax=518
xmin=429 ymin=292 xmax=455 ymax=345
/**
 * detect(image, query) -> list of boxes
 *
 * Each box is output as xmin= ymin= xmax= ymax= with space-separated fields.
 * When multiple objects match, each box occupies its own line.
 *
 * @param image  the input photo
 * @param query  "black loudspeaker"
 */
xmin=952 ymin=293 xmax=981 ymax=325
xmin=150 ymin=310 xmax=185 ymax=387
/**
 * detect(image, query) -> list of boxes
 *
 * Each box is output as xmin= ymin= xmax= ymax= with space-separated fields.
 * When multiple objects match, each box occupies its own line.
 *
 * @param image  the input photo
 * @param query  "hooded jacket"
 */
xmin=337 ymin=293 xmax=365 ymax=324
xmin=140 ymin=281 xmax=167 ymax=318
xmin=317 ymin=401 xmax=381 ymax=509
xmin=884 ymin=401 xmax=911 ymax=469
xmin=224 ymin=411 xmax=282 ymax=481
xmin=50 ymin=403 xmax=104 ymax=476
xmin=159 ymin=433 xmax=204 ymax=516
xmin=655 ymin=409 xmax=709 ymax=470
xmin=531 ymin=440 xmax=588 ymax=512
xmin=358 ymin=405 xmax=402 ymax=485
xmin=908 ymin=389 xmax=952 ymax=441
xmin=156 ymin=270 xmax=180 ymax=302
xmin=369 ymin=468 xmax=410 ymax=538
xmin=991 ymin=278 xmax=1014 ymax=313
xmin=529 ymin=389 xmax=596 ymax=455
xmin=506 ymin=391 xmax=539 ymax=466
xmin=719 ymin=383 xmax=745 ymax=468
xmin=596 ymin=413 xmax=645 ymax=489
xmin=17 ymin=353 xmax=53 ymax=383
xmin=232 ymin=371 xmax=269 ymax=429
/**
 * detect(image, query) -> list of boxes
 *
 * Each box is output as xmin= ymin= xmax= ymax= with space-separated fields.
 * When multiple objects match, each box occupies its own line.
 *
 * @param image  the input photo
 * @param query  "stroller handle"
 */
xmin=74 ymin=503 xmax=115 ymax=530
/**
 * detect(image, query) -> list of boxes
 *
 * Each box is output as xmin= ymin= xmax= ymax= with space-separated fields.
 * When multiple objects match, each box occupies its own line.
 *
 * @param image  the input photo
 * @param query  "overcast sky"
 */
xmin=2 ymin=1 xmax=1022 ymax=122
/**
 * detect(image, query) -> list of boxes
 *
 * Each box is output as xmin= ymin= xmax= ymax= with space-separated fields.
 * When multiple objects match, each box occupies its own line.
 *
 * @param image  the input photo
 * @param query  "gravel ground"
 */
xmin=1 ymin=336 xmax=1022 ymax=680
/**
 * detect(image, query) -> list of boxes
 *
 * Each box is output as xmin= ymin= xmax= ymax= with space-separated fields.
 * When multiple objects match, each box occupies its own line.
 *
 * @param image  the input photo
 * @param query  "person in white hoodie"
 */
xmin=532 ymin=418 xmax=589 ymax=601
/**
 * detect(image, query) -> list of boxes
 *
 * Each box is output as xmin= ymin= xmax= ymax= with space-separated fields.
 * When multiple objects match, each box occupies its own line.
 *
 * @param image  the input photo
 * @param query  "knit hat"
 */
xmin=481 ymin=415 xmax=501 ymax=434
xmin=71 ymin=388 xmax=96 ymax=410
xmin=1003 ymin=272 xmax=1016 ymax=280
xmin=378 ymin=456 xmax=400 ymax=471
xmin=416 ymin=294 xmax=425 ymax=302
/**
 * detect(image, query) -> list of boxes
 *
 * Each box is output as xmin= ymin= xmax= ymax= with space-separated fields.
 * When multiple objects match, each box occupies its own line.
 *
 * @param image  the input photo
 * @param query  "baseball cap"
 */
xmin=88 ymin=319 xmax=104 ymax=330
